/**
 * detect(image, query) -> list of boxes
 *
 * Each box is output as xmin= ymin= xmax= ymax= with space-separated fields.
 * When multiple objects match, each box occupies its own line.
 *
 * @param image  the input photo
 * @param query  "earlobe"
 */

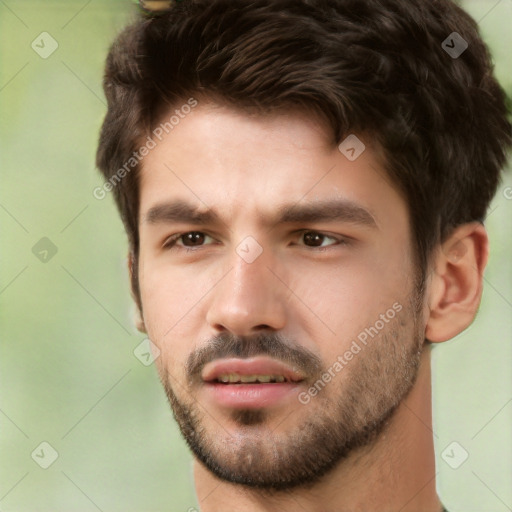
xmin=425 ymin=223 xmax=489 ymax=343
xmin=128 ymin=251 xmax=147 ymax=333
xmin=134 ymin=315 xmax=147 ymax=334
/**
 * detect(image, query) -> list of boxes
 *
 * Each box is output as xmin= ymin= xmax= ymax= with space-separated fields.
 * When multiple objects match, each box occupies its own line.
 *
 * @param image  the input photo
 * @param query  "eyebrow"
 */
xmin=143 ymin=198 xmax=378 ymax=229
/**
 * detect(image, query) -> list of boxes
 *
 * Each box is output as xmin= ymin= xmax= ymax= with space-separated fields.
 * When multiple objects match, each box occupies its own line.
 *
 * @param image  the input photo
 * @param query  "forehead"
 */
xmin=138 ymin=102 xmax=406 ymax=231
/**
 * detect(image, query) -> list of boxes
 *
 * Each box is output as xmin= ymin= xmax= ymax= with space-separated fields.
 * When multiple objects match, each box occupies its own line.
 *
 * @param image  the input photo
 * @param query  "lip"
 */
xmin=203 ymin=381 xmax=302 ymax=409
xmin=200 ymin=356 xmax=305 ymax=410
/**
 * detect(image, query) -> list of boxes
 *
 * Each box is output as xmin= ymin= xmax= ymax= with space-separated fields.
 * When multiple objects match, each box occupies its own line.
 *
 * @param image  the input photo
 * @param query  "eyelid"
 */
xmin=162 ymin=233 xmax=179 ymax=249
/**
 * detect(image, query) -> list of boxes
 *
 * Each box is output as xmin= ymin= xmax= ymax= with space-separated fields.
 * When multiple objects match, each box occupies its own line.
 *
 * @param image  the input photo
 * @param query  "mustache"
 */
xmin=186 ymin=332 xmax=323 ymax=384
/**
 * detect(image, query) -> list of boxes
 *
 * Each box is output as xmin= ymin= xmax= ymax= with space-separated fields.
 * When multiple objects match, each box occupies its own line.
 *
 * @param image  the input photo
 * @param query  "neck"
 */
xmin=192 ymin=347 xmax=442 ymax=512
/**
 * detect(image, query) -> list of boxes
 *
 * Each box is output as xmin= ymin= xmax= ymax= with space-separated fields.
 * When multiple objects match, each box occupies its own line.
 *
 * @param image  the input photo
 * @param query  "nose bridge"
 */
xmin=206 ymin=242 xmax=287 ymax=335
xmin=232 ymin=246 xmax=271 ymax=299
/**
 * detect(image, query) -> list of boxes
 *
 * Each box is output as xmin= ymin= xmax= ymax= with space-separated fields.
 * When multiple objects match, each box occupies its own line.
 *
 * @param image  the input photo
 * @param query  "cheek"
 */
xmin=140 ymin=285 xmax=192 ymax=383
xmin=139 ymin=255 xmax=204 ymax=322
xmin=285 ymin=249 xmax=411 ymax=359
xmin=288 ymin=248 xmax=403 ymax=314
xmin=138 ymin=259 xmax=218 ymax=365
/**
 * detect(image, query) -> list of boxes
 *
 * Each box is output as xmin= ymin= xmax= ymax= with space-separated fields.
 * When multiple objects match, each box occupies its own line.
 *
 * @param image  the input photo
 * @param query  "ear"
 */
xmin=128 ymin=251 xmax=147 ymax=333
xmin=424 ymin=222 xmax=489 ymax=342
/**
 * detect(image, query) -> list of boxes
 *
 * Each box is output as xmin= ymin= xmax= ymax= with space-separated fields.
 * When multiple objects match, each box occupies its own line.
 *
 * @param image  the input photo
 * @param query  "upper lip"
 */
xmin=201 ymin=356 xmax=305 ymax=383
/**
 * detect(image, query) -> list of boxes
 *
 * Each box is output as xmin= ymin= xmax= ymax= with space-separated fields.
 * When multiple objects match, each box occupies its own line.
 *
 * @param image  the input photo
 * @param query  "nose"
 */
xmin=206 ymin=248 xmax=287 ymax=336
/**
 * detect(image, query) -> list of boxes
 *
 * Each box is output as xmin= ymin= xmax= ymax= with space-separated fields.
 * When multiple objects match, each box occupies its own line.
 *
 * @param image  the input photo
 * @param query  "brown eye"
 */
xmin=181 ymin=232 xmax=206 ymax=246
xmin=301 ymin=231 xmax=340 ymax=248
xmin=163 ymin=231 xmax=215 ymax=250
xmin=303 ymin=231 xmax=326 ymax=247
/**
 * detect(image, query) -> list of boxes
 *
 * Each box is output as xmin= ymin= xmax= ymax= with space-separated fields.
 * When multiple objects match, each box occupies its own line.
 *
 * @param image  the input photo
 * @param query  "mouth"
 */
xmin=215 ymin=374 xmax=289 ymax=383
xmin=200 ymin=356 xmax=306 ymax=409
xmin=201 ymin=356 xmax=305 ymax=384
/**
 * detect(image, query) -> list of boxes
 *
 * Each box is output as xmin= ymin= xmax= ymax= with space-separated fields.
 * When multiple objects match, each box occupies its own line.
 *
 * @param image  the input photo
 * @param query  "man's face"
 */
xmin=137 ymin=102 xmax=426 ymax=489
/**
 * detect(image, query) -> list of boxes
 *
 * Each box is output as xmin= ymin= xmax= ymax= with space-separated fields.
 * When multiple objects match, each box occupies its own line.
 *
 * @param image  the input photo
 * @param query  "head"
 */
xmin=96 ymin=0 xmax=511 ymax=491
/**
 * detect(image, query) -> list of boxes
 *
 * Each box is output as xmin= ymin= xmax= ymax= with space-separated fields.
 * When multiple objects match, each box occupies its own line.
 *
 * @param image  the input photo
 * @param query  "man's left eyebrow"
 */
xmin=274 ymin=199 xmax=378 ymax=229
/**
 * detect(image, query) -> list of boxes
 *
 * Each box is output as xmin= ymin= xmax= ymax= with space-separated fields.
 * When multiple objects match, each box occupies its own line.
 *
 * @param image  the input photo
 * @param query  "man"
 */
xmin=95 ymin=0 xmax=511 ymax=510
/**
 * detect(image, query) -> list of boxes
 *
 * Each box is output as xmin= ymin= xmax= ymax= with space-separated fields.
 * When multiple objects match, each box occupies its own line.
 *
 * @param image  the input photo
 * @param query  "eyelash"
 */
xmin=161 ymin=230 xmax=350 ymax=251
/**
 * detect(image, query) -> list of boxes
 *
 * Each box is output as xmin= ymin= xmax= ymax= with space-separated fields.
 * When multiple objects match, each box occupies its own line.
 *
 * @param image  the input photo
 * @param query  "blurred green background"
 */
xmin=0 ymin=1 xmax=511 ymax=511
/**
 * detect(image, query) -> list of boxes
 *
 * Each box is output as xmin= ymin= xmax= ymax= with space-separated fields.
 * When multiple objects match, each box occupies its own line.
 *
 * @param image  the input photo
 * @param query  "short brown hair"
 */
xmin=96 ymin=0 xmax=511 ymax=306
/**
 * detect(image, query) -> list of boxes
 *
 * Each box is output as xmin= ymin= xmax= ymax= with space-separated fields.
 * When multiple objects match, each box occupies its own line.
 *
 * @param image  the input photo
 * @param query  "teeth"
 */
xmin=217 ymin=373 xmax=287 ymax=383
xmin=240 ymin=375 xmax=258 ymax=383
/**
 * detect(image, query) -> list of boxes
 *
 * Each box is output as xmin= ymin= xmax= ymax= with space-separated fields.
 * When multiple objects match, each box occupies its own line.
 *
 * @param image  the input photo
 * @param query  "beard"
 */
xmin=158 ymin=293 xmax=425 ymax=492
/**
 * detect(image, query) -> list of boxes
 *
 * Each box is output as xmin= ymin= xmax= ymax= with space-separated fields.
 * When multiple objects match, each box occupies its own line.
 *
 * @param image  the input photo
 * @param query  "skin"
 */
xmin=133 ymin=100 xmax=489 ymax=512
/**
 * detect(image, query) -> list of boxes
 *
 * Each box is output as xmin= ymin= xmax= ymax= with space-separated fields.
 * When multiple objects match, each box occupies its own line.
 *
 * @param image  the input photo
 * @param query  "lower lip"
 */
xmin=203 ymin=382 xmax=302 ymax=409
